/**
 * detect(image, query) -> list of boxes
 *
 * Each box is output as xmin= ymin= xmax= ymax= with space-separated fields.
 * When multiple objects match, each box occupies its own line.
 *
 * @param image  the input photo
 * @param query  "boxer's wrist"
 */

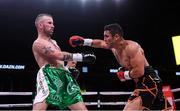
xmin=124 ymin=71 xmax=131 ymax=80
xmin=83 ymin=39 xmax=93 ymax=46
xmin=72 ymin=53 xmax=83 ymax=62
xmin=116 ymin=70 xmax=132 ymax=82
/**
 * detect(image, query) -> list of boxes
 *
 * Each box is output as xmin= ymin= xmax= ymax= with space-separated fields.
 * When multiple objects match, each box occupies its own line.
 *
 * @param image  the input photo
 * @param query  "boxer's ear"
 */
xmin=114 ymin=34 xmax=120 ymax=40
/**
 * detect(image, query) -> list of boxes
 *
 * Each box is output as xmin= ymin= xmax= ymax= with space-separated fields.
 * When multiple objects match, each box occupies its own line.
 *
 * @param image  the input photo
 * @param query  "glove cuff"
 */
xmin=72 ymin=53 xmax=83 ymax=62
xmin=124 ymin=71 xmax=131 ymax=80
xmin=83 ymin=39 xmax=93 ymax=46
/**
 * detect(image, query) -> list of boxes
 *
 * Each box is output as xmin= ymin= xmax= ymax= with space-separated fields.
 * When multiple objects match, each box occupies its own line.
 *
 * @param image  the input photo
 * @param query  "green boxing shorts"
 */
xmin=33 ymin=64 xmax=83 ymax=109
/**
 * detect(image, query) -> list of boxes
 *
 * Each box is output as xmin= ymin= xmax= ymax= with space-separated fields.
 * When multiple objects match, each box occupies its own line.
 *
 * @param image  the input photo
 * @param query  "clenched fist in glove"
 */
xmin=68 ymin=67 xmax=80 ymax=80
xmin=116 ymin=67 xmax=132 ymax=82
xmin=72 ymin=52 xmax=96 ymax=64
xmin=69 ymin=35 xmax=93 ymax=47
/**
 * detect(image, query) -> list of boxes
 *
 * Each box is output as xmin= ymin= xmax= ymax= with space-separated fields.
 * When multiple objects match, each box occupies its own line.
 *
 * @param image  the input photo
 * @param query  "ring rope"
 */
xmin=0 ymin=88 xmax=179 ymax=108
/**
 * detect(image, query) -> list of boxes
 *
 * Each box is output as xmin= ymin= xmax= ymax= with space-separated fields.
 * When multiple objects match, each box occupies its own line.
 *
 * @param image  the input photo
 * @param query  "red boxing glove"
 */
xmin=69 ymin=35 xmax=85 ymax=47
xmin=69 ymin=35 xmax=92 ymax=47
xmin=116 ymin=67 xmax=131 ymax=82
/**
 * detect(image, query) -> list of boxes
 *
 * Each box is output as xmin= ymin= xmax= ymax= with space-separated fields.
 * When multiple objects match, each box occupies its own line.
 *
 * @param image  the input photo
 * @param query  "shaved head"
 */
xmin=35 ymin=13 xmax=52 ymax=27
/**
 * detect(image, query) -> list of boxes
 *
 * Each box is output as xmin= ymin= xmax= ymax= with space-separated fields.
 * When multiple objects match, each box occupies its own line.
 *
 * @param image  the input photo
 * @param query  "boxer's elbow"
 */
xmin=137 ymin=70 xmax=144 ymax=77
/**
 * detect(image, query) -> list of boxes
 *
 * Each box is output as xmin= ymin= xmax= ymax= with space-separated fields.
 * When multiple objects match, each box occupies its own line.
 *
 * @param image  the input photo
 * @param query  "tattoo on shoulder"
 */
xmin=42 ymin=46 xmax=55 ymax=54
xmin=63 ymin=54 xmax=72 ymax=61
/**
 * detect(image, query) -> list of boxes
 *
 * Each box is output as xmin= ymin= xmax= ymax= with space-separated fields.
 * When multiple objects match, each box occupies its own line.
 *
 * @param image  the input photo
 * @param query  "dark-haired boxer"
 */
xmin=69 ymin=23 xmax=172 ymax=110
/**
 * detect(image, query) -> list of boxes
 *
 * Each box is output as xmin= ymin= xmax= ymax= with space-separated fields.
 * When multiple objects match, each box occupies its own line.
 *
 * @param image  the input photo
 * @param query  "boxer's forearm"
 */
xmin=91 ymin=39 xmax=110 ymax=49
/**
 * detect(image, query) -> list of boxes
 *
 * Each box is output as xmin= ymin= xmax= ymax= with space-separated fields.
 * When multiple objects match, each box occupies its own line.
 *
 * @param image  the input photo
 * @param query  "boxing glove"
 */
xmin=68 ymin=67 xmax=80 ymax=80
xmin=69 ymin=35 xmax=93 ymax=47
xmin=116 ymin=67 xmax=131 ymax=82
xmin=72 ymin=52 xmax=96 ymax=63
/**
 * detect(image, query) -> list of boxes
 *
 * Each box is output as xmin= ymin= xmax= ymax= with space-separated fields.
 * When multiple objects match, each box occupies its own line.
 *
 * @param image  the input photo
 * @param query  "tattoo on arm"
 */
xmin=63 ymin=54 xmax=72 ymax=61
xmin=42 ymin=46 xmax=55 ymax=54
xmin=41 ymin=45 xmax=72 ymax=61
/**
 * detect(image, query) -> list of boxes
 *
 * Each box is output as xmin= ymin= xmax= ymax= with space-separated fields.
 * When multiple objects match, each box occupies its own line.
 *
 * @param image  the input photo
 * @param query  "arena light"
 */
xmin=176 ymin=72 xmax=180 ymax=76
xmin=172 ymin=35 xmax=180 ymax=65
xmin=114 ymin=0 xmax=123 ymax=2
xmin=79 ymin=0 xmax=103 ymax=5
xmin=82 ymin=66 xmax=88 ymax=73
xmin=109 ymin=69 xmax=118 ymax=73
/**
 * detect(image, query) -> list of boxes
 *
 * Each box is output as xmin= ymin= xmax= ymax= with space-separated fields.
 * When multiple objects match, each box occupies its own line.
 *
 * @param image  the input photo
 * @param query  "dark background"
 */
xmin=0 ymin=0 xmax=179 ymax=109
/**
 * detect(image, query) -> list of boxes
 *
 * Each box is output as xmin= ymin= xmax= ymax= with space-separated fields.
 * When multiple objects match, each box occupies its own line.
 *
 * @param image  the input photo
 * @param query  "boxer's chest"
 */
xmin=113 ymin=49 xmax=130 ymax=68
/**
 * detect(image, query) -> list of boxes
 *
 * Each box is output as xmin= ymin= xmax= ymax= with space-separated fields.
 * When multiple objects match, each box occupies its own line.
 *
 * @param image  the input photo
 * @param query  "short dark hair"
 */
xmin=104 ymin=23 xmax=123 ymax=37
xmin=35 ymin=13 xmax=52 ymax=27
